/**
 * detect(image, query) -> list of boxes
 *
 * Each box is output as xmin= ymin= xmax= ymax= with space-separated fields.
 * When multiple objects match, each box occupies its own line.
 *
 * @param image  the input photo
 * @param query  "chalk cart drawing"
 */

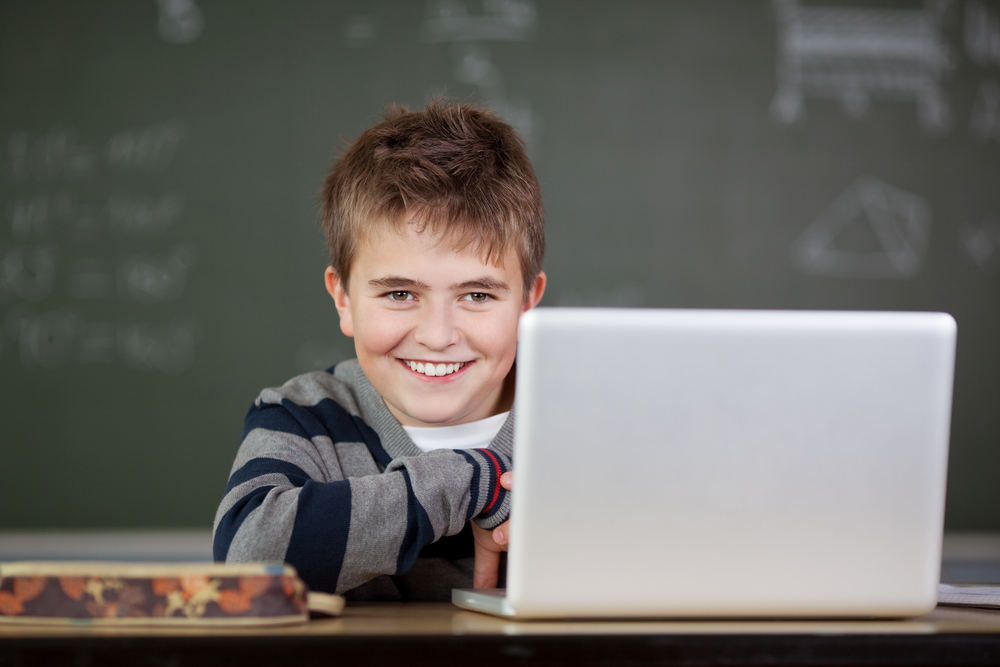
xmin=790 ymin=177 xmax=932 ymax=279
xmin=965 ymin=0 xmax=1000 ymax=67
xmin=771 ymin=0 xmax=954 ymax=135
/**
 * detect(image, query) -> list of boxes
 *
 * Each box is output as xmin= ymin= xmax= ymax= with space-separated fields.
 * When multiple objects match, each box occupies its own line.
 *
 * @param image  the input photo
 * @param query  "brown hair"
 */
xmin=320 ymin=100 xmax=545 ymax=300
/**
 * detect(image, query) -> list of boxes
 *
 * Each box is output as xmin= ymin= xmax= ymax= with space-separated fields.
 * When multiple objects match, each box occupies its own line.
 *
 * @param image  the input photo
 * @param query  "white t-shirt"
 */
xmin=402 ymin=411 xmax=510 ymax=453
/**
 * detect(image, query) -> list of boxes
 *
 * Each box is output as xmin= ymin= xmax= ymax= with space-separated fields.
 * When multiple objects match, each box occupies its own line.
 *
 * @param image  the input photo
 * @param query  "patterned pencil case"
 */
xmin=0 ymin=561 xmax=343 ymax=626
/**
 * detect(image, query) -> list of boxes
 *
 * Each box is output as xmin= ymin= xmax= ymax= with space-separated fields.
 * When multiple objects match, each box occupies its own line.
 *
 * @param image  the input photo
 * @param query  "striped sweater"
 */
xmin=212 ymin=359 xmax=512 ymax=600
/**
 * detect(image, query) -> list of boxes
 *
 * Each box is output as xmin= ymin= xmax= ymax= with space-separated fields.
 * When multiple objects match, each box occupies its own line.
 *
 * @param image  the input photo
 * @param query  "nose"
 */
xmin=413 ymin=301 xmax=461 ymax=351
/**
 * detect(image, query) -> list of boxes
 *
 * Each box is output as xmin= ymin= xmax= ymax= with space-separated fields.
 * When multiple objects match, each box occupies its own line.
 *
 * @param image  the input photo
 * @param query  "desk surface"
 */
xmin=2 ymin=603 xmax=1000 ymax=666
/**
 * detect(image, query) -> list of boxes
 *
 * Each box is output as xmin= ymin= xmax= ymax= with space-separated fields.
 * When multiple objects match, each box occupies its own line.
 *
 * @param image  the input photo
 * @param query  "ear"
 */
xmin=522 ymin=270 xmax=547 ymax=312
xmin=325 ymin=266 xmax=355 ymax=338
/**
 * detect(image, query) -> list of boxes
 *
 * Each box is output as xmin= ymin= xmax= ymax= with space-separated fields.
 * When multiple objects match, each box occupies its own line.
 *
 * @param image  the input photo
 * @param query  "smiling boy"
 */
xmin=212 ymin=101 xmax=545 ymax=600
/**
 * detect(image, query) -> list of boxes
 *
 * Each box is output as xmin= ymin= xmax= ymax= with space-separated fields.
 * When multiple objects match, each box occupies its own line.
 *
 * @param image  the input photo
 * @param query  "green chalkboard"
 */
xmin=1 ymin=0 xmax=998 ymax=529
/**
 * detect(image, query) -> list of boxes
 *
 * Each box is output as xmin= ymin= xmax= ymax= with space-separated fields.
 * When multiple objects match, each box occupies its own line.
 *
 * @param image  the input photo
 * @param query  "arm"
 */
xmin=212 ymin=396 xmax=510 ymax=594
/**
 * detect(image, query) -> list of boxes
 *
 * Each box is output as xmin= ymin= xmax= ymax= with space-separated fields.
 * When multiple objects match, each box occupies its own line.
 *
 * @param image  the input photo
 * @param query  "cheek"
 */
xmin=356 ymin=308 xmax=410 ymax=355
xmin=467 ymin=310 xmax=521 ymax=360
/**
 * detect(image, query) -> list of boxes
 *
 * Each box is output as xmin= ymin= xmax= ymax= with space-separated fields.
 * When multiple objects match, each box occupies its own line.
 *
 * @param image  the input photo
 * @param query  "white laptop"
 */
xmin=453 ymin=308 xmax=956 ymax=619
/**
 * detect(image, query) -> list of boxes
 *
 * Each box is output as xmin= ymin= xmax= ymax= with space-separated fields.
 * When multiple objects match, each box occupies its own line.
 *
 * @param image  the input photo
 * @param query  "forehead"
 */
xmin=352 ymin=222 xmax=522 ymax=290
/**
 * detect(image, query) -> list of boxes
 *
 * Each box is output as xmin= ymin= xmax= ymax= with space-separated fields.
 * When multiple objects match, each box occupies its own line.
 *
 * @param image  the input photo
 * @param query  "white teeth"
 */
xmin=407 ymin=360 xmax=466 ymax=377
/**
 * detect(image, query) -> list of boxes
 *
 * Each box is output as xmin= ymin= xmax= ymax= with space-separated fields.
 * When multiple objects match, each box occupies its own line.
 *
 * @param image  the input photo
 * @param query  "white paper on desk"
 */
xmin=938 ymin=583 xmax=1000 ymax=608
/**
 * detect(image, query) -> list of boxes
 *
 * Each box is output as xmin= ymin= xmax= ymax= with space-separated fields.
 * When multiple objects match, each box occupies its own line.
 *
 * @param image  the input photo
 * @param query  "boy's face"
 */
xmin=325 ymin=221 xmax=545 ymax=428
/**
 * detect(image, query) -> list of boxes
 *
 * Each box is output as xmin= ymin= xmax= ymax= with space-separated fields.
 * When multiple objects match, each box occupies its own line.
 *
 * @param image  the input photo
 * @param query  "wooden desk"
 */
xmin=2 ymin=603 xmax=1000 ymax=666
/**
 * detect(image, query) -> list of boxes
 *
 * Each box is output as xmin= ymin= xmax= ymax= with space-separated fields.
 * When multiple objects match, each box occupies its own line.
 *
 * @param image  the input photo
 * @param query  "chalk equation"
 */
xmin=6 ymin=306 xmax=198 ymax=373
xmin=791 ymin=177 xmax=932 ymax=279
xmin=1 ymin=121 xmax=198 ymax=373
xmin=7 ymin=121 xmax=186 ymax=182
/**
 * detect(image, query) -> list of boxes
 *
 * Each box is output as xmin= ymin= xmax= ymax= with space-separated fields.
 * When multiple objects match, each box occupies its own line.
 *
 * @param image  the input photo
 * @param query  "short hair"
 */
xmin=320 ymin=100 xmax=545 ymax=300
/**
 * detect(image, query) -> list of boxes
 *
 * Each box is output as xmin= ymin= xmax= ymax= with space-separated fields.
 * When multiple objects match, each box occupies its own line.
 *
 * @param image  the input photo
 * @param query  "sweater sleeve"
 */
xmin=211 ymin=391 xmax=510 ymax=595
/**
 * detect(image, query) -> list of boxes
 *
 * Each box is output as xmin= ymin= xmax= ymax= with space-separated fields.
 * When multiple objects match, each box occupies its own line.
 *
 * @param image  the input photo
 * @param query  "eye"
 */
xmin=388 ymin=291 xmax=414 ymax=301
xmin=462 ymin=292 xmax=491 ymax=303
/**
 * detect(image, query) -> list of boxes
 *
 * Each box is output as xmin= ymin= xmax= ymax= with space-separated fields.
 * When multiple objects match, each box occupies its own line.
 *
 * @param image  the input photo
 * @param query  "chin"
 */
xmin=403 ymin=402 xmax=473 ymax=427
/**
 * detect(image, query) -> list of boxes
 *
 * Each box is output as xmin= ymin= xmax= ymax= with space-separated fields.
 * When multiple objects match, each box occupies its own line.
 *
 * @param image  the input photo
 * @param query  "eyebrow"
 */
xmin=367 ymin=276 xmax=431 ymax=291
xmin=450 ymin=277 xmax=511 ymax=293
xmin=367 ymin=275 xmax=511 ymax=294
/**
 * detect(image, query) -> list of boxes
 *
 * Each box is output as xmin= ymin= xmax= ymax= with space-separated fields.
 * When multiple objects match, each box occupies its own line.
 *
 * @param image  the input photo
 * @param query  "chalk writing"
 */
xmin=7 ymin=129 xmax=99 ymax=181
xmin=118 ymin=320 xmax=198 ymax=374
xmin=107 ymin=121 xmax=187 ymax=173
xmin=0 ymin=245 xmax=58 ymax=302
xmin=118 ymin=246 xmax=196 ymax=303
xmin=16 ymin=308 xmax=82 ymax=369
xmin=1 ymin=121 xmax=198 ymax=372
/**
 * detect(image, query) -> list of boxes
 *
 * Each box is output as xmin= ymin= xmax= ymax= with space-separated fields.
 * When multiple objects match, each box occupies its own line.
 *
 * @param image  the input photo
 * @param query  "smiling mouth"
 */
xmin=402 ymin=360 xmax=469 ymax=377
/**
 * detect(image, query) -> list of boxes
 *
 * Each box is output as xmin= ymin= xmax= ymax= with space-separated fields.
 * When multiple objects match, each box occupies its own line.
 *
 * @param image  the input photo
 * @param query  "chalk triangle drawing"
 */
xmin=790 ymin=177 xmax=932 ymax=279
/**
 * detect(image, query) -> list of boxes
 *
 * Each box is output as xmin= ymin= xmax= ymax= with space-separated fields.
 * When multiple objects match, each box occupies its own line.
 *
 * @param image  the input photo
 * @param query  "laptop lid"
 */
xmin=504 ymin=308 xmax=955 ymax=618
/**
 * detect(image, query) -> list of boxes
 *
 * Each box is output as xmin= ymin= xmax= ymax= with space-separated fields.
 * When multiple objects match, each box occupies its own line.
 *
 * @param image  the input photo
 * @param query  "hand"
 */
xmin=471 ymin=471 xmax=513 ymax=589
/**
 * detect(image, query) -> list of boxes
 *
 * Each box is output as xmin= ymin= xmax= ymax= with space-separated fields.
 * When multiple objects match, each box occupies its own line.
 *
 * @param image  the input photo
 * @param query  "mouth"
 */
xmin=400 ymin=359 xmax=470 ymax=378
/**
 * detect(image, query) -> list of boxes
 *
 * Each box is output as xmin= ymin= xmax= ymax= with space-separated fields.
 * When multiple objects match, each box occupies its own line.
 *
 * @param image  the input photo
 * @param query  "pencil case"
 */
xmin=0 ymin=561 xmax=343 ymax=626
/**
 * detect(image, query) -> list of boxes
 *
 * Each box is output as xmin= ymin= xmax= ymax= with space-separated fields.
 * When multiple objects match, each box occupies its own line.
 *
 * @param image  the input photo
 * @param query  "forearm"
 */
xmin=213 ymin=442 xmax=510 ymax=594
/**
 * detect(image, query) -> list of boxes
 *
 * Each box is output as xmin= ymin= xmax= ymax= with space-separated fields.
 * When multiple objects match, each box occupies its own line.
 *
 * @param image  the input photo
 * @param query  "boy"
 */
xmin=212 ymin=101 xmax=546 ymax=601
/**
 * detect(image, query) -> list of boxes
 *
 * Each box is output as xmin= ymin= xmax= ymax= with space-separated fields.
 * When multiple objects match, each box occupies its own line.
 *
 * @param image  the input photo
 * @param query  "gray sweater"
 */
xmin=212 ymin=360 xmax=512 ymax=600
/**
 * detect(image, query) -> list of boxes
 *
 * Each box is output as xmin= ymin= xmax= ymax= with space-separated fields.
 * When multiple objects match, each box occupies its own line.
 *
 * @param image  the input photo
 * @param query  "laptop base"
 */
xmin=452 ymin=589 xmax=519 ymax=618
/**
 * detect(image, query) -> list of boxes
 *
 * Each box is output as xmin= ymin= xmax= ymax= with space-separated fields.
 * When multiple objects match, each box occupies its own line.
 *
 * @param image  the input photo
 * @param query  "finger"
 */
xmin=493 ymin=521 xmax=509 ymax=547
xmin=500 ymin=471 xmax=513 ymax=490
xmin=473 ymin=547 xmax=500 ymax=589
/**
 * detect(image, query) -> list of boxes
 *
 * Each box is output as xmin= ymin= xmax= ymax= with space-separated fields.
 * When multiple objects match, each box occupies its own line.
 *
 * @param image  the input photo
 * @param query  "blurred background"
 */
xmin=0 ymin=1 xmax=997 ymax=570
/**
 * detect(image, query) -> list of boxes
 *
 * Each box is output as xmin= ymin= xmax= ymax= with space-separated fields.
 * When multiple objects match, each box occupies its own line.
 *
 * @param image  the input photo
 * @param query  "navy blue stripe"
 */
xmin=245 ymin=396 xmax=390 ymax=467
xmin=363 ymin=432 xmax=393 ymax=469
xmin=225 ymin=458 xmax=310 ymax=495
xmin=242 ymin=401 xmax=311 ymax=441
xmin=285 ymin=479 xmax=352 ymax=594
xmin=395 ymin=469 xmax=436 ymax=575
xmin=457 ymin=450 xmax=482 ymax=522
xmin=213 ymin=485 xmax=276 ymax=562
